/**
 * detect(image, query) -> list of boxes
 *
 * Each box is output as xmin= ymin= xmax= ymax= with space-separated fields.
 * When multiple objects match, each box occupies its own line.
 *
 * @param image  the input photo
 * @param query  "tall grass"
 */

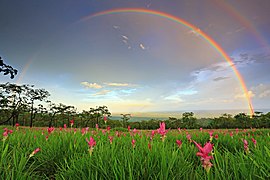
xmin=1 ymin=126 xmax=269 ymax=179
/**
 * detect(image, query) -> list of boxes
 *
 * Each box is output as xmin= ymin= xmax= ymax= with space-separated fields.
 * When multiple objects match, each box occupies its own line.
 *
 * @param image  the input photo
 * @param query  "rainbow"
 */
xmin=79 ymin=8 xmax=254 ymax=115
xmin=214 ymin=0 xmax=269 ymax=49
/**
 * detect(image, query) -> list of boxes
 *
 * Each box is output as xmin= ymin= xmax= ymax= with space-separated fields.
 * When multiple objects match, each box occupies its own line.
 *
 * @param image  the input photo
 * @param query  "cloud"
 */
xmin=105 ymin=82 xmax=132 ymax=87
xmin=251 ymin=84 xmax=270 ymax=98
xmin=234 ymin=91 xmax=255 ymax=99
xmin=139 ymin=43 xmax=145 ymax=50
xmin=81 ymin=82 xmax=102 ymax=89
xmin=213 ymin=76 xmax=230 ymax=81
xmin=121 ymin=35 xmax=128 ymax=40
xmin=113 ymin=25 xmax=120 ymax=29
xmin=92 ymin=90 xmax=111 ymax=96
xmin=235 ymin=27 xmax=246 ymax=33
xmin=187 ymin=28 xmax=201 ymax=37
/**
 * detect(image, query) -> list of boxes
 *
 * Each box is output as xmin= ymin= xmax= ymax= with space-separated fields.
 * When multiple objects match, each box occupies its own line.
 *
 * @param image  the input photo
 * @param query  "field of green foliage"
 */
xmin=1 ymin=124 xmax=270 ymax=179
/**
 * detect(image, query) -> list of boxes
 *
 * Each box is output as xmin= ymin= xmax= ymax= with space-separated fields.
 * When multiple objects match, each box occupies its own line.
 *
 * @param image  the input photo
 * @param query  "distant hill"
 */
xmin=110 ymin=109 xmax=270 ymax=121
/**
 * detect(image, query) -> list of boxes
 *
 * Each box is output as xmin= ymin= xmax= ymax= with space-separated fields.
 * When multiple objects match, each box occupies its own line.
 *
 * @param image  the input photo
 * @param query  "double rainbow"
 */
xmin=79 ymin=8 xmax=254 ymax=115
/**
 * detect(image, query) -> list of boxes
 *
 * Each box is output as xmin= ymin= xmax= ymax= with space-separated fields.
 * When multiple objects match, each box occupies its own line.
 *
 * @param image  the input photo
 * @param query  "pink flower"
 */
xmin=3 ymin=131 xmax=8 ymax=137
xmin=15 ymin=123 xmax=19 ymax=127
xmin=95 ymin=124 xmax=99 ymax=130
xmin=157 ymin=122 xmax=167 ymax=136
xmin=148 ymin=143 xmax=151 ymax=150
xmin=251 ymin=138 xmax=257 ymax=147
xmin=70 ymin=120 xmax=74 ymax=127
xmin=157 ymin=122 xmax=167 ymax=141
xmin=107 ymin=126 xmax=111 ymax=131
xmin=109 ymin=136 xmax=113 ymax=144
xmin=132 ymin=139 xmax=136 ymax=148
xmin=86 ymin=137 xmax=96 ymax=148
xmin=151 ymin=130 xmax=155 ymax=137
xmin=128 ymin=126 xmax=131 ymax=131
xmin=86 ymin=137 xmax=96 ymax=155
xmin=243 ymin=139 xmax=249 ymax=153
xmin=104 ymin=116 xmax=107 ymax=123
xmin=133 ymin=128 xmax=137 ymax=134
xmin=186 ymin=134 xmax=192 ymax=142
xmin=81 ymin=128 xmax=86 ymax=135
xmin=235 ymin=128 xmax=239 ymax=134
xmin=230 ymin=132 xmax=233 ymax=138
xmin=64 ymin=124 xmax=67 ymax=129
xmin=176 ymin=140 xmax=182 ymax=148
xmin=200 ymin=128 xmax=203 ymax=132
xmin=30 ymin=148 xmax=41 ymax=158
xmin=214 ymin=134 xmax=219 ymax=139
xmin=193 ymin=140 xmax=214 ymax=173
xmin=47 ymin=127 xmax=54 ymax=134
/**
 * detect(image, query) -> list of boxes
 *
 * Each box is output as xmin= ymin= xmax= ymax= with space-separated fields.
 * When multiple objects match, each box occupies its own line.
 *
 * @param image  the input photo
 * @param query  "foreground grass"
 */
xmin=1 ymin=126 xmax=270 ymax=179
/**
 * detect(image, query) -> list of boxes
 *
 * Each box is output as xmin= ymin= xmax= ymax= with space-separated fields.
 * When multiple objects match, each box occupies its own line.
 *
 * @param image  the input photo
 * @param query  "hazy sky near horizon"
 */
xmin=0 ymin=0 xmax=270 ymax=113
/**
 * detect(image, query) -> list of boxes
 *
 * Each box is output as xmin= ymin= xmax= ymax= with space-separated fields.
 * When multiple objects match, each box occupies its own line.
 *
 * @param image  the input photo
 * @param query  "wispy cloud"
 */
xmin=213 ymin=76 xmax=230 ymax=81
xmin=121 ymin=35 xmax=128 ymax=40
xmin=105 ymin=82 xmax=132 ymax=87
xmin=187 ymin=28 xmax=201 ymax=37
xmin=81 ymin=82 xmax=102 ymax=89
xmin=92 ymin=90 xmax=111 ymax=96
xmin=139 ymin=43 xmax=145 ymax=50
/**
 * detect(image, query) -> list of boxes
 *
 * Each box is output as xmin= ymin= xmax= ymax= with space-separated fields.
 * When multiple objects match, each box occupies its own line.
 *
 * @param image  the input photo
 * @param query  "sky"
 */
xmin=0 ymin=0 xmax=270 ymax=114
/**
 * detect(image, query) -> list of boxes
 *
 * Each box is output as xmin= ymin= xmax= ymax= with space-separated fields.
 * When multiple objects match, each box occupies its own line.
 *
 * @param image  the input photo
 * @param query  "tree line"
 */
xmin=0 ymin=82 xmax=269 ymax=129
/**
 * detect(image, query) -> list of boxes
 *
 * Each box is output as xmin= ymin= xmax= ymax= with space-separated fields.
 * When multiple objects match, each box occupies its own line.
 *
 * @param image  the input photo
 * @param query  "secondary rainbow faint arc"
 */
xmin=80 ymin=8 xmax=254 ymax=115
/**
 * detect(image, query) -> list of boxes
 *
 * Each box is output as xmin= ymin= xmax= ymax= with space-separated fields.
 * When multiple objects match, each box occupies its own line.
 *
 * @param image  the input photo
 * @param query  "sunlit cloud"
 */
xmin=105 ymin=82 xmax=133 ymax=87
xmin=234 ymin=91 xmax=255 ymax=99
xmin=81 ymin=82 xmax=102 ymax=89
xmin=139 ymin=43 xmax=145 ymax=50
xmin=187 ymin=28 xmax=201 ymax=37
xmin=121 ymin=35 xmax=129 ymax=40
xmin=92 ymin=90 xmax=111 ymax=96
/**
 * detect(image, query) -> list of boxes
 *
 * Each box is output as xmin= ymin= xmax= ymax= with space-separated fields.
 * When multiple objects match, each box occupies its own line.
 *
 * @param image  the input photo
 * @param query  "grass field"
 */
xmin=1 ymin=125 xmax=270 ymax=179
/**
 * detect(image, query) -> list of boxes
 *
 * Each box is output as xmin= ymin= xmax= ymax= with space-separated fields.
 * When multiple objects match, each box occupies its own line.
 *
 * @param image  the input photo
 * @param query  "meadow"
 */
xmin=1 ymin=124 xmax=270 ymax=180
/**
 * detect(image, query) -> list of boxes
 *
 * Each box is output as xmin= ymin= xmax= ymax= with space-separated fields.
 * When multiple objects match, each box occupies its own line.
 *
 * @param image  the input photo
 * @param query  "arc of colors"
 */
xmin=79 ymin=8 xmax=254 ymax=115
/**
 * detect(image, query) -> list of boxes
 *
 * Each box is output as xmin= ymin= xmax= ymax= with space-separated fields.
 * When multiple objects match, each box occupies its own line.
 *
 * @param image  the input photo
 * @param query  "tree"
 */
xmin=182 ymin=112 xmax=197 ymax=129
xmin=47 ymin=103 xmax=75 ymax=127
xmin=120 ymin=113 xmax=131 ymax=128
xmin=0 ymin=83 xmax=30 ymax=125
xmin=234 ymin=113 xmax=251 ymax=128
xmin=0 ymin=57 xmax=18 ymax=79
xmin=26 ymin=88 xmax=50 ymax=127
